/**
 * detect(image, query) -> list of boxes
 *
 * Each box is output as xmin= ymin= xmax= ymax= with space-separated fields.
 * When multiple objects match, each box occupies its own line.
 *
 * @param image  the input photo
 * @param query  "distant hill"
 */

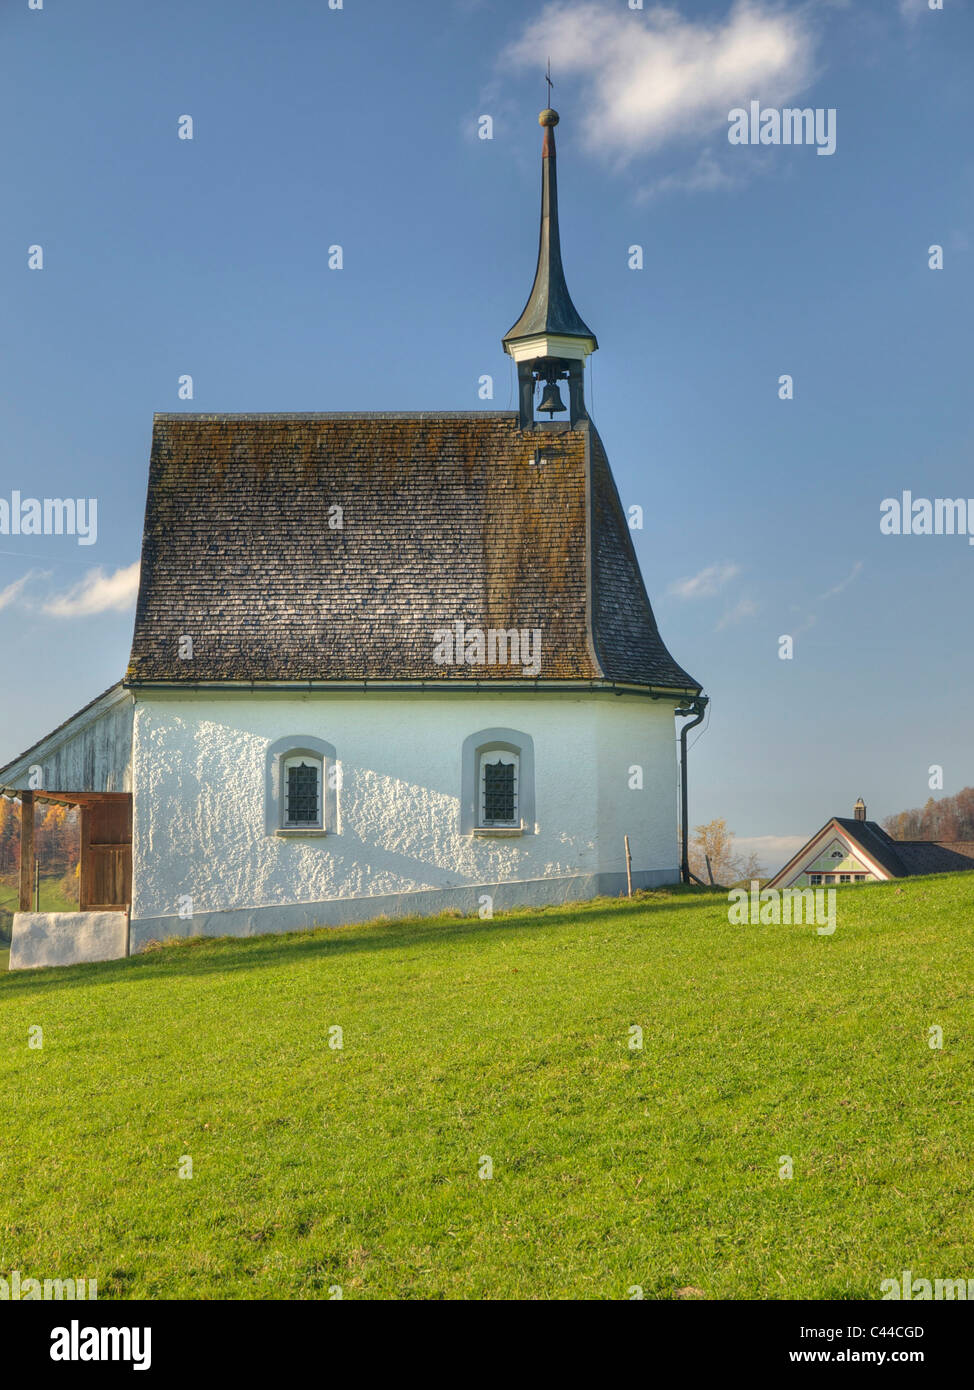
xmin=883 ymin=786 xmax=974 ymax=841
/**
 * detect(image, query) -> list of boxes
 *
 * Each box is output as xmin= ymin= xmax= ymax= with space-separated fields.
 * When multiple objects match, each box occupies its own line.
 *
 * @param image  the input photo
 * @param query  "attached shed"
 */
xmin=0 ymin=684 xmax=135 ymax=968
xmin=0 ymin=683 xmax=133 ymax=793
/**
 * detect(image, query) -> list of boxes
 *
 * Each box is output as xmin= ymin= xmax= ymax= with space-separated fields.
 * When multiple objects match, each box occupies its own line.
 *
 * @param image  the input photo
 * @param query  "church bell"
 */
xmin=537 ymin=377 xmax=566 ymax=417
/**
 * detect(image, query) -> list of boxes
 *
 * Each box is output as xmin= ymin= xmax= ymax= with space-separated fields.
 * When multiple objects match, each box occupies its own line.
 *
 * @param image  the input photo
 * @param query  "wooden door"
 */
xmin=80 ymin=797 xmax=132 ymax=910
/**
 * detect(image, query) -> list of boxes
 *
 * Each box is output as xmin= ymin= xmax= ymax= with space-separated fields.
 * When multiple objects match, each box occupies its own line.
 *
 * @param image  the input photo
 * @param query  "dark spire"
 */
xmin=503 ymin=109 xmax=598 ymax=354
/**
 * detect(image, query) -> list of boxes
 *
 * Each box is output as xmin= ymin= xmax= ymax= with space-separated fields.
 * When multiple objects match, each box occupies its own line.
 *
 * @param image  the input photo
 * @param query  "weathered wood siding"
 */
xmin=1 ymin=690 xmax=134 ymax=793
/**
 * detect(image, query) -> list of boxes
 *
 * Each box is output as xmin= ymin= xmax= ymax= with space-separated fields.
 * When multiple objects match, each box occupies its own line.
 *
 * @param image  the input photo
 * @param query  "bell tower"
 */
xmin=503 ymin=107 xmax=598 ymax=431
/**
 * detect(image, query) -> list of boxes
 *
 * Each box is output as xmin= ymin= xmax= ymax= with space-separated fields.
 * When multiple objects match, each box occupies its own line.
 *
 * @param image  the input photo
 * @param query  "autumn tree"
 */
xmin=0 ymin=796 xmax=20 ymax=879
xmin=883 ymin=787 xmax=974 ymax=842
xmin=683 ymin=817 xmax=765 ymax=887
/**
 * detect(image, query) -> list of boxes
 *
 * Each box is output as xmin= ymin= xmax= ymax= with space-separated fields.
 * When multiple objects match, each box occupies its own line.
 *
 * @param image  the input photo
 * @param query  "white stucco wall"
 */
xmin=9 ymin=912 xmax=128 ymax=970
xmin=129 ymin=690 xmax=679 ymax=939
xmin=595 ymin=698 xmax=679 ymax=883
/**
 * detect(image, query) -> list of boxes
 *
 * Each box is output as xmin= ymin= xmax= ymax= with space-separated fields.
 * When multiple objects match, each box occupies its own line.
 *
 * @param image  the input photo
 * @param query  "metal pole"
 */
xmin=624 ymin=835 xmax=633 ymax=897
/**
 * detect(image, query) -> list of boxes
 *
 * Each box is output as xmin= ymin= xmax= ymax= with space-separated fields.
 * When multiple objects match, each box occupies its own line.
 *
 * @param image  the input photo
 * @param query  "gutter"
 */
xmin=676 ymin=695 xmax=710 ymax=885
xmin=122 ymin=677 xmax=704 ymax=700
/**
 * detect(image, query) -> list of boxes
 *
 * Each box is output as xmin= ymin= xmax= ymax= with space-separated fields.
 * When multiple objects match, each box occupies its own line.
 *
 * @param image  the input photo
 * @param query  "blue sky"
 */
xmin=1 ymin=0 xmax=972 ymax=871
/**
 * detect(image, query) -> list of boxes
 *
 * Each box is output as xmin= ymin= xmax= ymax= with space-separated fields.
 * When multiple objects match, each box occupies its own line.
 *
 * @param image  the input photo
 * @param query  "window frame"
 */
xmin=460 ymin=728 xmax=535 ymax=837
xmin=265 ymin=736 xmax=337 ymax=838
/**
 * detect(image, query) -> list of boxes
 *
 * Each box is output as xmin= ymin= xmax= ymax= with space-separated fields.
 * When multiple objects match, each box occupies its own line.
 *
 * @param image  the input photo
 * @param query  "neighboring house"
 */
xmin=0 ymin=108 xmax=704 ymax=966
xmin=767 ymin=798 xmax=974 ymax=889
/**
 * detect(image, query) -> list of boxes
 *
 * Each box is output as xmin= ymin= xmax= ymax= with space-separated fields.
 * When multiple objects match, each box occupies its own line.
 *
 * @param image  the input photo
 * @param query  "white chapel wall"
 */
xmin=129 ymin=690 xmax=680 ymax=940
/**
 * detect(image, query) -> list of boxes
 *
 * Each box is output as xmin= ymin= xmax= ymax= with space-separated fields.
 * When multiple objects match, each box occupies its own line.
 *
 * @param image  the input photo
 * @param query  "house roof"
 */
xmin=768 ymin=815 xmax=974 ymax=886
xmin=831 ymin=818 xmax=908 ymax=877
xmin=893 ymin=840 xmax=974 ymax=875
xmin=124 ymin=411 xmax=699 ymax=692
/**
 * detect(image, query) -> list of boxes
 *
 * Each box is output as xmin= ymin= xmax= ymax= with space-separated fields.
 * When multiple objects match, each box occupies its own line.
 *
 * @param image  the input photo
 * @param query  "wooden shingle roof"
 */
xmin=831 ymin=818 xmax=909 ymax=877
xmin=893 ymin=839 xmax=974 ymax=875
xmin=124 ymin=411 xmax=699 ymax=692
xmin=834 ymin=819 xmax=974 ymax=876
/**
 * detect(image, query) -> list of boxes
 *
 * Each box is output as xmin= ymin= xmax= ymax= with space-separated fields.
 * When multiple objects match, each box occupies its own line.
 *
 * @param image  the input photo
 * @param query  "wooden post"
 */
xmin=34 ymin=858 xmax=40 ymax=912
xmin=624 ymin=835 xmax=633 ymax=898
xmin=79 ymin=805 xmax=90 ymax=911
xmin=18 ymin=791 xmax=34 ymax=911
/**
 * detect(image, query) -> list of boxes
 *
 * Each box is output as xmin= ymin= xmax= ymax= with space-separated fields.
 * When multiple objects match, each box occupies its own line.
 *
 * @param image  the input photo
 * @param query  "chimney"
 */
xmin=854 ymin=797 xmax=866 ymax=822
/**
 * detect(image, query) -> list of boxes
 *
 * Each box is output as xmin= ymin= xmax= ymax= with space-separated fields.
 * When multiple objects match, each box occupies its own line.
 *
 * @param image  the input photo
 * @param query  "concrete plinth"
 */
xmin=8 ymin=912 xmax=129 ymax=971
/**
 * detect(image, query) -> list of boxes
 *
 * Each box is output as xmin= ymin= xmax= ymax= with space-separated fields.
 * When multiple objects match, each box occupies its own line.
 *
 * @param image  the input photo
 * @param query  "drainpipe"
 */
xmin=676 ymin=695 xmax=709 ymax=885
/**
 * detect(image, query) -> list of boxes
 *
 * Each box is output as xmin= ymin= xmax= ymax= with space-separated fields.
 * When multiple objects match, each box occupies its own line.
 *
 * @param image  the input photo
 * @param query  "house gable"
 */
xmin=767 ymin=820 xmax=894 ymax=888
xmin=767 ymin=808 xmax=974 ymax=888
xmin=804 ymin=836 xmax=875 ymax=877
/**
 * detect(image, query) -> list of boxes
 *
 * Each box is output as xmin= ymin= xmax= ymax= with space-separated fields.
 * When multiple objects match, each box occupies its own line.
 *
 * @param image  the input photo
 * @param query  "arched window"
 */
xmin=461 ymin=728 xmax=535 ymax=836
xmin=265 ymin=736 xmax=337 ymax=836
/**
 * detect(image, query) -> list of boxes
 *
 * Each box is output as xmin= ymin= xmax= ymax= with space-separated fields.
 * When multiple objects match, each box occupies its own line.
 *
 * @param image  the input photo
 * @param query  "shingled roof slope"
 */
xmin=125 ymin=412 xmax=699 ymax=691
xmin=831 ymin=820 xmax=974 ymax=877
xmin=832 ymin=818 xmax=908 ymax=877
xmin=893 ymin=840 xmax=974 ymax=874
xmin=589 ymin=426 xmax=698 ymax=689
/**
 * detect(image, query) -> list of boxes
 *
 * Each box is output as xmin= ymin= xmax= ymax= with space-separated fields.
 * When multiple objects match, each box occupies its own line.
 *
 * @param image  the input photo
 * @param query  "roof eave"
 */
xmin=122 ymin=676 xmax=701 ymax=699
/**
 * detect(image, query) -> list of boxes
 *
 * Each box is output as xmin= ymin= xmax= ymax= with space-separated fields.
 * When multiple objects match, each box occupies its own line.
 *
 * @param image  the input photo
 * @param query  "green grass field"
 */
xmin=1 ymin=875 xmax=971 ymax=1300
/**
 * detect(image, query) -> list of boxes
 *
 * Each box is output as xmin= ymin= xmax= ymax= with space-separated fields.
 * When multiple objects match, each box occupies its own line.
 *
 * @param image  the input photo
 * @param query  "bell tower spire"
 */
xmin=503 ymin=104 xmax=598 ymax=431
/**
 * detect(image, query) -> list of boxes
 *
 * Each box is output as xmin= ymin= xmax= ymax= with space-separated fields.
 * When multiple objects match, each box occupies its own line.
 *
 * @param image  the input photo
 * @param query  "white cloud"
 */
xmin=899 ymin=0 xmax=928 ymax=21
xmin=641 ymin=148 xmax=743 ymax=199
xmin=791 ymin=611 xmax=818 ymax=638
xmin=506 ymin=0 xmax=818 ymax=160
xmin=42 ymin=562 xmax=140 ymax=618
xmin=0 ymin=569 xmax=48 ymax=611
xmin=669 ymin=562 xmax=740 ymax=599
xmin=735 ymin=834 xmax=808 ymax=871
xmin=716 ymin=596 xmax=759 ymax=630
xmin=818 ymin=559 xmax=863 ymax=602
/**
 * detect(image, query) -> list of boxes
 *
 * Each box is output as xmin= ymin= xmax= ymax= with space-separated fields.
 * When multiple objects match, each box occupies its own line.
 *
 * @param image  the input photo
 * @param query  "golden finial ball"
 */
xmin=539 ymin=108 xmax=559 ymax=127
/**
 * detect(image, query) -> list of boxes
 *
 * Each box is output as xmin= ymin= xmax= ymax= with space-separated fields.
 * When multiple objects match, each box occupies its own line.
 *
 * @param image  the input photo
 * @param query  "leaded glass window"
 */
xmin=284 ymin=757 xmax=322 ymax=828
xmin=479 ymin=750 xmax=518 ymax=826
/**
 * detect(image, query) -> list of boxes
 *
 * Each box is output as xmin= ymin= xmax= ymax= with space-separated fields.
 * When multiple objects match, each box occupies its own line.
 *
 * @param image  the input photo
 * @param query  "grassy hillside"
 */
xmin=1 ymin=877 xmax=972 ymax=1300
